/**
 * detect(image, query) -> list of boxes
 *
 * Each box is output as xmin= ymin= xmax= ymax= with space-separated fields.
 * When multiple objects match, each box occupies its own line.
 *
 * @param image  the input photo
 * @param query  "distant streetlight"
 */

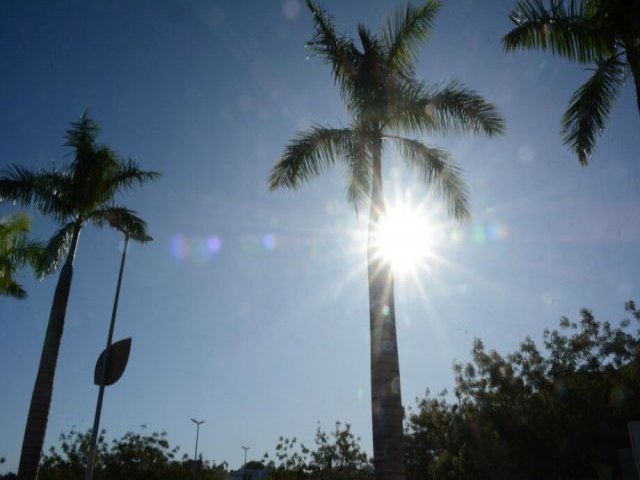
xmin=242 ymin=445 xmax=250 ymax=469
xmin=191 ymin=418 xmax=205 ymax=480
xmin=84 ymin=229 xmax=152 ymax=480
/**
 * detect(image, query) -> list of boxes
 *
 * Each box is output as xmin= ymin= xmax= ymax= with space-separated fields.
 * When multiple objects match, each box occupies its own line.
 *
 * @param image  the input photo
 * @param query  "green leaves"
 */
xmin=38 ymin=222 xmax=76 ymax=277
xmin=269 ymin=126 xmax=354 ymax=190
xmin=383 ymin=0 xmax=442 ymax=78
xmin=272 ymin=1 xmax=504 ymax=222
xmin=0 ymin=213 xmax=45 ymax=298
xmin=562 ymin=54 xmax=628 ymax=165
xmin=503 ymin=0 xmax=638 ymax=165
xmin=64 ymin=110 xmax=101 ymax=151
xmin=0 ymin=113 xmax=159 ymax=274
xmin=90 ymin=206 xmax=152 ymax=242
xmin=391 ymin=80 xmax=506 ymax=137
xmin=388 ymin=135 xmax=470 ymax=221
xmin=503 ymin=0 xmax=610 ymax=63
xmin=408 ymin=301 xmax=640 ymax=479
xmin=305 ymin=0 xmax=359 ymax=110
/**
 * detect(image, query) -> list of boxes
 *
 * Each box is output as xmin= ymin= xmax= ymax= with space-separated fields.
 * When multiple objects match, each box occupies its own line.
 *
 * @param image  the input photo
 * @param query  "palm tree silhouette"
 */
xmin=503 ymin=0 xmax=640 ymax=165
xmin=269 ymin=2 xmax=504 ymax=479
xmin=0 ymin=112 xmax=159 ymax=480
xmin=0 ymin=212 xmax=43 ymax=299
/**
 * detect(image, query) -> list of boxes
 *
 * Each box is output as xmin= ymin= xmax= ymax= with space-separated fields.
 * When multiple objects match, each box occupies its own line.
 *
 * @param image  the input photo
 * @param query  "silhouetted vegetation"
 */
xmin=405 ymin=301 xmax=640 ymax=479
xmin=2 ymin=302 xmax=637 ymax=479
xmin=35 ymin=428 xmax=227 ymax=480
xmin=503 ymin=0 xmax=640 ymax=164
xmin=264 ymin=422 xmax=372 ymax=480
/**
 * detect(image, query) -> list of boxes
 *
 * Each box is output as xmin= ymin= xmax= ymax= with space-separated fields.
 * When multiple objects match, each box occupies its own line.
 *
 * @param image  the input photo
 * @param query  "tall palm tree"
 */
xmin=503 ymin=0 xmax=640 ymax=165
xmin=0 ymin=212 xmax=43 ymax=299
xmin=0 ymin=112 xmax=159 ymax=480
xmin=269 ymin=2 xmax=504 ymax=479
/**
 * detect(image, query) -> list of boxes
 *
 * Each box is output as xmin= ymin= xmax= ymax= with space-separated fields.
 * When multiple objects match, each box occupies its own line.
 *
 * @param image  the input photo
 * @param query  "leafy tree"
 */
xmin=0 ymin=212 xmax=43 ymax=299
xmin=0 ymin=112 xmax=159 ymax=480
xmin=37 ymin=428 xmax=227 ymax=480
xmin=503 ymin=0 xmax=640 ymax=165
xmin=266 ymin=422 xmax=372 ymax=480
xmin=405 ymin=301 xmax=640 ymax=479
xmin=269 ymin=2 xmax=504 ymax=478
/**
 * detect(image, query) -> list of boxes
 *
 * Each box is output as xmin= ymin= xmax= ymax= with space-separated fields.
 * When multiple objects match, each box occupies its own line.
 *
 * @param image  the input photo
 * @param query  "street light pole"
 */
xmin=242 ymin=445 xmax=249 ymax=470
xmin=84 ymin=234 xmax=131 ymax=480
xmin=191 ymin=418 xmax=205 ymax=480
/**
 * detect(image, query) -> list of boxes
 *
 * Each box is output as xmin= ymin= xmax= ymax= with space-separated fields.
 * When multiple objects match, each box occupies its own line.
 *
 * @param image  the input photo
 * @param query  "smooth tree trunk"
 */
xmin=623 ymin=0 xmax=640 ymax=115
xmin=624 ymin=41 xmax=640 ymax=116
xmin=367 ymin=139 xmax=406 ymax=480
xmin=18 ymin=224 xmax=81 ymax=480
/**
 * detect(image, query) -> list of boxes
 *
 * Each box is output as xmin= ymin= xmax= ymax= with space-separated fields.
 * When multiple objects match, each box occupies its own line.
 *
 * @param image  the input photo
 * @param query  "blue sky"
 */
xmin=1 ymin=0 xmax=639 ymax=473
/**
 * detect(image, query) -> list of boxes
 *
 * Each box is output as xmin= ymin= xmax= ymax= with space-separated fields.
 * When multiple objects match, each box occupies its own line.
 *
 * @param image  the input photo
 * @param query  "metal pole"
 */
xmin=85 ymin=235 xmax=130 ymax=480
xmin=191 ymin=419 xmax=205 ymax=480
xmin=242 ymin=446 xmax=249 ymax=469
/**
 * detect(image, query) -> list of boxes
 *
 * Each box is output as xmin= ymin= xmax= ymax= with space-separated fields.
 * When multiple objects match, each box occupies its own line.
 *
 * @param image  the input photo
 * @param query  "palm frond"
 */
xmin=562 ymin=54 xmax=627 ymax=165
xmin=0 ymin=211 xmax=31 ymax=234
xmin=269 ymin=126 xmax=355 ymax=190
xmin=0 ymin=213 xmax=45 ymax=266
xmin=64 ymin=110 xmax=100 ymax=151
xmin=305 ymin=0 xmax=360 ymax=105
xmin=0 ymin=166 xmax=73 ymax=223
xmin=0 ymin=164 xmax=38 ymax=205
xmin=39 ymin=222 xmax=76 ymax=276
xmin=387 ymin=135 xmax=470 ymax=221
xmin=344 ymin=135 xmax=372 ymax=214
xmin=104 ymin=158 xmax=161 ymax=195
xmin=383 ymin=0 xmax=442 ymax=78
xmin=32 ymin=170 xmax=76 ymax=223
xmin=0 ymin=278 xmax=27 ymax=299
xmin=503 ymin=0 xmax=610 ymax=63
xmin=392 ymin=80 xmax=505 ymax=137
xmin=0 ymin=213 xmax=45 ymax=296
xmin=89 ymin=206 xmax=152 ymax=243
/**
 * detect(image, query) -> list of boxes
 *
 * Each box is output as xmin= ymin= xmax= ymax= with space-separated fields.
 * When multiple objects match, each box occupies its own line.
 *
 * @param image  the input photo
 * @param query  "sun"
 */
xmin=374 ymin=205 xmax=435 ymax=274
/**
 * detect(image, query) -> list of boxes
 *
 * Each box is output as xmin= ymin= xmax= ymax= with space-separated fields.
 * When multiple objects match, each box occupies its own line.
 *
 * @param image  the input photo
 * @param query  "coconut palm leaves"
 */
xmin=0 ymin=213 xmax=44 ymax=299
xmin=503 ymin=0 xmax=640 ymax=164
xmin=270 ymin=2 xmax=504 ymax=479
xmin=0 ymin=112 xmax=159 ymax=480
xmin=271 ymin=4 xmax=504 ymax=211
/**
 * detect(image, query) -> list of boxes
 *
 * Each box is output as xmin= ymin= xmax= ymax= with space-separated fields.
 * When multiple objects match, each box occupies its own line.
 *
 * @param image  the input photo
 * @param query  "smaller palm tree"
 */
xmin=0 ymin=212 xmax=44 ymax=298
xmin=503 ymin=0 xmax=640 ymax=165
xmin=0 ymin=112 xmax=159 ymax=480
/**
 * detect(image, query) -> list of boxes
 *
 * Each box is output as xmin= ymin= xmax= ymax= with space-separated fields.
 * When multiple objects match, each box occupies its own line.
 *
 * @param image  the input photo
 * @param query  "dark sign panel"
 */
xmin=94 ymin=338 xmax=132 ymax=386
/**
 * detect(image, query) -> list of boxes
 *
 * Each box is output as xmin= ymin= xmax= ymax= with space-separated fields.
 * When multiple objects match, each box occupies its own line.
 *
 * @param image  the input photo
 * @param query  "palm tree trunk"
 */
xmin=367 ymin=138 xmax=406 ymax=480
xmin=625 ymin=42 xmax=640 ymax=116
xmin=623 ymin=1 xmax=640 ymax=115
xmin=18 ymin=223 xmax=81 ymax=480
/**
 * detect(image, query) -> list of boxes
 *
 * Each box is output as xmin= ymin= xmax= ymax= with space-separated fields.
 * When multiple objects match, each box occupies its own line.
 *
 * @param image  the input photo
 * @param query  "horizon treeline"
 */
xmin=2 ymin=300 xmax=638 ymax=480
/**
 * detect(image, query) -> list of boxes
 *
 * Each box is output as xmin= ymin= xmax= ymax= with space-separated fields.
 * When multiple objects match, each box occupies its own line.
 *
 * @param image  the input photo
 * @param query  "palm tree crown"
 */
xmin=270 ymin=0 xmax=504 ymax=216
xmin=270 ymin=2 xmax=504 ymax=480
xmin=0 ymin=112 xmax=159 ymax=480
xmin=1 ymin=114 xmax=157 ymax=271
xmin=0 ymin=212 xmax=43 ymax=299
xmin=503 ymin=0 xmax=640 ymax=165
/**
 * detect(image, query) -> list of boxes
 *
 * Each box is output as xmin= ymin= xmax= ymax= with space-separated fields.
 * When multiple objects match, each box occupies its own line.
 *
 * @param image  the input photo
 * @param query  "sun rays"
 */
xmin=374 ymin=204 xmax=436 ymax=276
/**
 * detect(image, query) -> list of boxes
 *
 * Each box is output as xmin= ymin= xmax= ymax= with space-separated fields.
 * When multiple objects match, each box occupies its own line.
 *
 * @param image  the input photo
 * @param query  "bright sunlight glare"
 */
xmin=375 ymin=205 xmax=435 ymax=274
